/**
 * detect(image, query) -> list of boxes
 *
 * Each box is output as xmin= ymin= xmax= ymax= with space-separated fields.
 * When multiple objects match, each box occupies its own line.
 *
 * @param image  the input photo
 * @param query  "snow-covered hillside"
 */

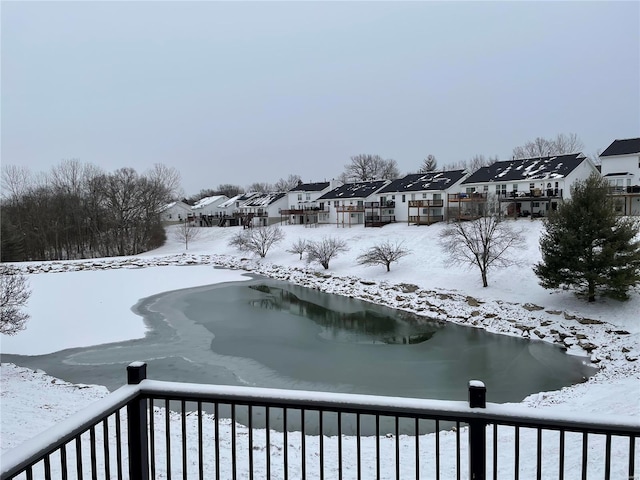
xmin=1 ymin=220 xmax=639 ymax=477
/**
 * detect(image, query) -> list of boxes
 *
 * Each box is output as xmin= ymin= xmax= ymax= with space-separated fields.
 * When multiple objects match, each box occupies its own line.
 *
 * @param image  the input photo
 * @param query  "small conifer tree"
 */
xmin=534 ymin=173 xmax=640 ymax=302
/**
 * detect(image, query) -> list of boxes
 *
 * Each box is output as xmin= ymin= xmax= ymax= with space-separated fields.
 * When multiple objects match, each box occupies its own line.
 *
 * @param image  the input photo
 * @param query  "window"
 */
xmin=422 ymin=193 xmax=428 ymax=199
xmin=483 ymin=185 xmax=489 ymax=192
xmin=529 ymin=183 xmax=535 ymax=190
xmin=466 ymin=187 xmax=476 ymax=194
xmin=305 ymin=193 xmax=311 ymax=201
xmin=297 ymin=193 xmax=302 ymax=201
xmin=402 ymin=194 xmax=406 ymax=203
xmin=513 ymin=184 xmax=518 ymax=191
xmin=433 ymin=193 xmax=442 ymax=201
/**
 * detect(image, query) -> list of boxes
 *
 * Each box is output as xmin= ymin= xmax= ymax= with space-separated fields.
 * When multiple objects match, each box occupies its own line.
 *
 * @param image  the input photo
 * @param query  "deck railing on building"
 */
xmin=1 ymin=362 xmax=638 ymax=480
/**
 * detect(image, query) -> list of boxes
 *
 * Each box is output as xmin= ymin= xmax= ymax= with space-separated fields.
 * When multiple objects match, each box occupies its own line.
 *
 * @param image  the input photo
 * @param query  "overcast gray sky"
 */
xmin=2 ymin=1 xmax=639 ymax=196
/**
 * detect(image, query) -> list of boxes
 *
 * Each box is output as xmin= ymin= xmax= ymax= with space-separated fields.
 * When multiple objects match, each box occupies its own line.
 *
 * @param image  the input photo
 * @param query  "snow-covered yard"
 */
xmin=1 ymin=220 xmax=639 ymax=478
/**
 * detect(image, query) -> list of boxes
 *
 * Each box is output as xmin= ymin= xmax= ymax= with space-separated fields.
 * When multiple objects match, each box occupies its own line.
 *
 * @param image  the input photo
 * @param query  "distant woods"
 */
xmin=1 ymin=160 xmax=181 ymax=261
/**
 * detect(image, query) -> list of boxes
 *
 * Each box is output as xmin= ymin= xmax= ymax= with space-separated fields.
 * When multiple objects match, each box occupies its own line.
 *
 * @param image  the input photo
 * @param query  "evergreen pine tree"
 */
xmin=534 ymin=173 xmax=640 ymax=302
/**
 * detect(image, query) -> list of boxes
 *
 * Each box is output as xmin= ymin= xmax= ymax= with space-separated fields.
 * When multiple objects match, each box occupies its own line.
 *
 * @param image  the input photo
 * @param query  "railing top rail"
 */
xmin=138 ymin=379 xmax=640 ymax=436
xmin=0 ymin=384 xmax=140 ymax=478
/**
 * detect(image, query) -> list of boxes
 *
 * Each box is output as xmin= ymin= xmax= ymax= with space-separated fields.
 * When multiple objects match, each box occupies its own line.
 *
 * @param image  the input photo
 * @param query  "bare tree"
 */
xmin=287 ymin=238 xmax=308 ymax=260
xmin=512 ymin=133 xmax=584 ymax=159
xmin=1 ymin=164 xmax=31 ymax=204
xmin=246 ymin=182 xmax=274 ymax=193
xmin=1 ymin=266 xmax=31 ymax=335
xmin=229 ymin=225 xmax=285 ymax=258
xmin=149 ymin=163 xmax=183 ymax=200
xmin=446 ymin=154 xmax=497 ymax=172
xmin=174 ymin=219 xmax=201 ymax=250
xmin=378 ymin=158 xmax=400 ymax=180
xmin=306 ymin=236 xmax=349 ymax=269
xmin=343 ymin=154 xmax=400 ymax=182
xmin=356 ymin=240 xmax=411 ymax=272
xmin=186 ymin=188 xmax=218 ymax=205
xmin=439 ymin=213 xmax=525 ymax=287
xmin=274 ymin=174 xmax=302 ymax=192
xmin=216 ymin=184 xmax=243 ymax=198
xmin=418 ymin=155 xmax=438 ymax=173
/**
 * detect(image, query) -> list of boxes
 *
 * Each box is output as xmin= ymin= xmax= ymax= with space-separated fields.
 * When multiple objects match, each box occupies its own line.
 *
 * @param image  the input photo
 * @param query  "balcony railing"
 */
xmin=608 ymin=185 xmax=640 ymax=195
xmin=2 ymin=362 xmax=638 ymax=480
xmin=335 ymin=205 xmax=365 ymax=212
xmin=497 ymin=189 xmax=564 ymax=200
xmin=408 ymin=199 xmax=444 ymax=208
xmin=364 ymin=201 xmax=396 ymax=209
xmin=447 ymin=192 xmax=488 ymax=202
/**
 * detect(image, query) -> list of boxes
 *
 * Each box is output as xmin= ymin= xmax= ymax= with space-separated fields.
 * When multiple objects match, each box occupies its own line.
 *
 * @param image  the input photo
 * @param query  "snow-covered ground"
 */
xmin=1 ymin=220 xmax=639 ymax=478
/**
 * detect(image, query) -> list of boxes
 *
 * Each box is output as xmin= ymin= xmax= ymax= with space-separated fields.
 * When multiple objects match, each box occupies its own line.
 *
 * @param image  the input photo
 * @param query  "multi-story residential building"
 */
xmin=160 ymin=201 xmax=192 ymax=223
xmin=376 ymin=170 xmax=468 ymax=225
xmin=599 ymin=138 xmax=640 ymax=215
xmin=317 ymin=180 xmax=389 ymax=226
xmin=237 ymin=192 xmax=288 ymax=227
xmin=282 ymin=181 xmax=333 ymax=226
xmin=456 ymin=153 xmax=599 ymax=218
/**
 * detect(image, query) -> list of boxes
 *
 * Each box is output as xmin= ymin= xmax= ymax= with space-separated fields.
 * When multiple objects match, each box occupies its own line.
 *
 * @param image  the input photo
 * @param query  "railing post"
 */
xmin=127 ymin=362 xmax=149 ymax=480
xmin=468 ymin=380 xmax=487 ymax=480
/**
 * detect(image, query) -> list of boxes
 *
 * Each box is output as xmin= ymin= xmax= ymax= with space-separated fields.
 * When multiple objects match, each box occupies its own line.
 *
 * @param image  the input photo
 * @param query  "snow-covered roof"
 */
xmin=192 ymin=195 xmax=227 ymax=210
xmin=317 ymin=180 xmax=388 ymax=200
xmin=161 ymin=201 xmax=178 ymax=212
xmin=462 ymin=153 xmax=586 ymax=184
xmin=378 ymin=170 xmax=467 ymax=193
xmin=240 ymin=192 xmax=286 ymax=207
xmin=217 ymin=193 xmax=259 ymax=209
xmin=161 ymin=201 xmax=191 ymax=212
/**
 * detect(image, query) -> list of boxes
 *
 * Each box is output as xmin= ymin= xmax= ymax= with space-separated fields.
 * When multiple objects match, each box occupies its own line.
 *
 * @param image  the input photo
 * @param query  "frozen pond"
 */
xmin=1 ymin=277 xmax=595 ymax=405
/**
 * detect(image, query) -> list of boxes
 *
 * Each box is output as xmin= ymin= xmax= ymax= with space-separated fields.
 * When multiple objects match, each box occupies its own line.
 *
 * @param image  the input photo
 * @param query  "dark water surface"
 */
xmin=2 ymin=277 xmax=595 ymax=405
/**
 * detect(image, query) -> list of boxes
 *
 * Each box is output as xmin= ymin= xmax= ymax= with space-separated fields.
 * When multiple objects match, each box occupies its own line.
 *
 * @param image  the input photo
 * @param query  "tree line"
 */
xmin=1 ymin=160 xmax=181 ymax=262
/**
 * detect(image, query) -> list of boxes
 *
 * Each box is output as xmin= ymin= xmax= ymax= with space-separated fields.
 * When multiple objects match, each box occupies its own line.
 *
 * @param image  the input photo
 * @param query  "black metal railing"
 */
xmin=2 ymin=362 xmax=638 ymax=480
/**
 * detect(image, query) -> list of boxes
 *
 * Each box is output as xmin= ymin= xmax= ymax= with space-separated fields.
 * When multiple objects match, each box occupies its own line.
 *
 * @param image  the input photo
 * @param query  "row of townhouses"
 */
xmin=161 ymin=137 xmax=640 ymax=228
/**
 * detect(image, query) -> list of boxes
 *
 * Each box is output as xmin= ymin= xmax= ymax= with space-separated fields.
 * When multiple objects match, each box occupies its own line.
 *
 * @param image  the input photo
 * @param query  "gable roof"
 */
xmin=600 ymin=138 xmax=640 ymax=157
xmin=289 ymin=181 xmax=330 ymax=192
xmin=161 ymin=201 xmax=191 ymax=212
xmin=378 ymin=170 xmax=467 ymax=194
xmin=462 ymin=153 xmax=586 ymax=184
xmin=217 ymin=194 xmax=246 ymax=208
xmin=192 ymin=195 xmax=227 ymax=210
xmin=240 ymin=192 xmax=286 ymax=207
xmin=317 ymin=180 xmax=388 ymax=200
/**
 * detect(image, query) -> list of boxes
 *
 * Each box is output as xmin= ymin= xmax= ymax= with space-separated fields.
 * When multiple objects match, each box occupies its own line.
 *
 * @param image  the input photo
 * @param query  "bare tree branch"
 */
xmin=306 ymin=237 xmax=349 ymax=269
xmin=512 ymin=133 xmax=584 ymax=159
xmin=343 ymin=154 xmax=400 ymax=182
xmin=174 ymin=219 xmax=201 ymax=250
xmin=274 ymin=174 xmax=302 ymax=192
xmin=229 ymin=225 xmax=285 ymax=258
xmin=286 ymin=238 xmax=308 ymax=260
xmin=439 ymin=210 xmax=525 ymax=287
xmin=1 ymin=266 xmax=31 ymax=335
xmin=356 ymin=240 xmax=411 ymax=272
